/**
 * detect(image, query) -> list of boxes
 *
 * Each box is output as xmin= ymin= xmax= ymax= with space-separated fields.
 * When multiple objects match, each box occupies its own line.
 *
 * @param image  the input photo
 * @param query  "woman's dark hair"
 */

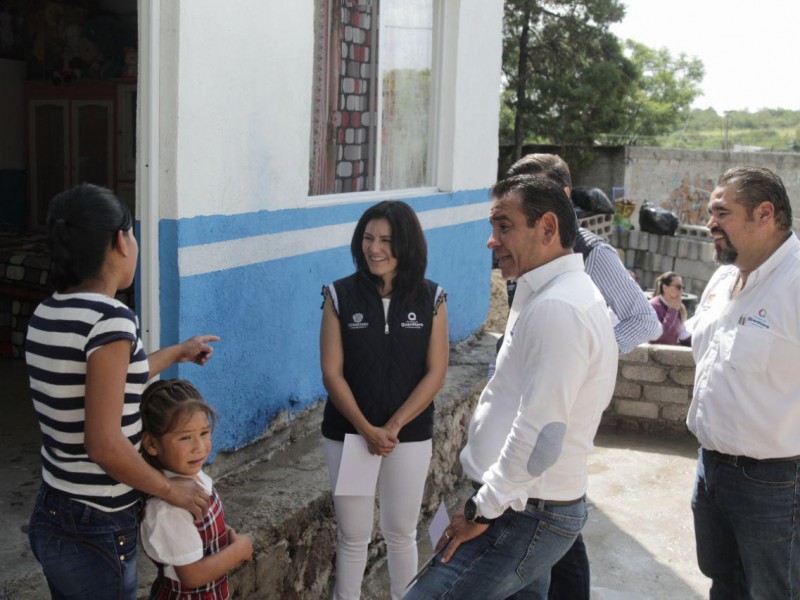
xmin=140 ymin=378 xmax=217 ymax=469
xmin=46 ymin=183 xmax=133 ymax=292
xmin=350 ymin=200 xmax=427 ymax=305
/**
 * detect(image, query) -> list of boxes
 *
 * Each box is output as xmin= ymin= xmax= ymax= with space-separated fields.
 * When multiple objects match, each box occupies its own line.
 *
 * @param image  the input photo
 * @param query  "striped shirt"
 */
xmin=583 ymin=241 xmax=662 ymax=353
xmin=25 ymin=293 xmax=150 ymax=511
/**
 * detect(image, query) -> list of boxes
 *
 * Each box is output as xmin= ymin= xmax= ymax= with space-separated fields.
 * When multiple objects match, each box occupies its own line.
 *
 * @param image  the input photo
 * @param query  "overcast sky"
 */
xmin=610 ymin=0 xmax=800 ymax=113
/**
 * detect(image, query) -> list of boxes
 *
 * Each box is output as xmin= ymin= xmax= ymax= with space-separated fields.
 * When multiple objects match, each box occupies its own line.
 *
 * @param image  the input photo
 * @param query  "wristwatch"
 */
xmin=464 ymin=495 xmax=495 ymax=524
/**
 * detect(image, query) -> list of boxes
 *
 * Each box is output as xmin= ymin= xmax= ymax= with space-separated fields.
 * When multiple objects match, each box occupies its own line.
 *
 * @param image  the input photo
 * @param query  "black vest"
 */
xmin=322 ymin=272 xmax=439 ymax=442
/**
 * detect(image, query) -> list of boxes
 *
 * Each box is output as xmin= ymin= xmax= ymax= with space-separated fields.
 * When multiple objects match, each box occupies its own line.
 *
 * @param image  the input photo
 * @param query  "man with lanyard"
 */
xmin=405 ymin=175 xmax=617 ymax=598
xmin=688 ymin=166 xmax=800 ymax=598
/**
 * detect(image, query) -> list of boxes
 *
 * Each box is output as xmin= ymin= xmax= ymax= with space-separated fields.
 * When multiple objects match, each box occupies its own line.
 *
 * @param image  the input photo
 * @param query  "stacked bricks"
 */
xmin=603 ymin=343 xmax=695 ymax=435
xmin=609 ymin=228 xmax=718 ymax=295
xmin=578 ymin=213 xmax=614 ymax=241
xmin=335 ymin=0 xmax=375 ymax=193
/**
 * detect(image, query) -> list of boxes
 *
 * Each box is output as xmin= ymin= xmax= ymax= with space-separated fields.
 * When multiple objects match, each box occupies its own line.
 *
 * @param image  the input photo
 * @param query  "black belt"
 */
xmin=705 ymin=449 xmax=800 ymax=467
xmin=470 ymin=481 xmax=583 ymax=507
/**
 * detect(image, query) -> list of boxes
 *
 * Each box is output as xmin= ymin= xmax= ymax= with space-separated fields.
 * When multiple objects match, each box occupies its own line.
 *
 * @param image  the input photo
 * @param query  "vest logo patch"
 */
xmin=401 ymin=312 xmax=424 ymax=329
xmin=348 ymin=313 xmax=369 ymax=329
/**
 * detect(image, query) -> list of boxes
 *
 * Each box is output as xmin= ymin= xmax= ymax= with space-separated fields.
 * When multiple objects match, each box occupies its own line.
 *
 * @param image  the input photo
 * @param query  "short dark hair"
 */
xmin=491 ymin=175 xmax=578 ymax=249
xmin=506 ymin=153 xmax=572 ymax=189
xmin=46 ymin=183 xmax=133 ymax=292
xmin=350 ymin=200 xmax=427 ymax=305
xmin=717 ymin=166 xmax=792 ymax=231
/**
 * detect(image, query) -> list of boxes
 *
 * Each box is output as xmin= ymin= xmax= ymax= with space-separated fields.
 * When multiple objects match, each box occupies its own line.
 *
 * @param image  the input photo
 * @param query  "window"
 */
xmin=309 ymin=0 xmax=436 ymax=196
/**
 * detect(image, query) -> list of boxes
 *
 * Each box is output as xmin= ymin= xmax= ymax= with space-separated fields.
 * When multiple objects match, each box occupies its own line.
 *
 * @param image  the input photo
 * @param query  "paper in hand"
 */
xmin=334 ymin=433 xmax=381 ymax=496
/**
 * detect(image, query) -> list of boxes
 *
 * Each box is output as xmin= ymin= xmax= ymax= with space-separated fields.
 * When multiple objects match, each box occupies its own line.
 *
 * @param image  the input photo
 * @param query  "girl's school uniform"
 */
xmin=140 ymin=471 xmax=229 ymax=600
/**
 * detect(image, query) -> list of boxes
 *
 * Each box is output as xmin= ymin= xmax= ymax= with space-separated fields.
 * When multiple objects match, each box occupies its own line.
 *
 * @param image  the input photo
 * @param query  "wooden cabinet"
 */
xmin=25 ymin=82 xmax=136 ymax=229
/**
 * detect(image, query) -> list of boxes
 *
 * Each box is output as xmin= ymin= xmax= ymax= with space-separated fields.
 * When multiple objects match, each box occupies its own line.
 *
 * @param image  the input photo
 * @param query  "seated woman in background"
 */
xmin=649 ymin=271 xmax=691 ymax=346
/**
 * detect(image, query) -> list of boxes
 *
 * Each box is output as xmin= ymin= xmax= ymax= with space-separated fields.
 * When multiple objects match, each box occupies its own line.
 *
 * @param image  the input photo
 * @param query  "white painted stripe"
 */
xmin=179 ymin=201 xmax=491 ymax=277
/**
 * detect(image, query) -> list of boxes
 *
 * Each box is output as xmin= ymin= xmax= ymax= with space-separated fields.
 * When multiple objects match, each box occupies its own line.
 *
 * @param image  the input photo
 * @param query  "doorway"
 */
xmin=0 ymin=0 xmax=139 ymax=359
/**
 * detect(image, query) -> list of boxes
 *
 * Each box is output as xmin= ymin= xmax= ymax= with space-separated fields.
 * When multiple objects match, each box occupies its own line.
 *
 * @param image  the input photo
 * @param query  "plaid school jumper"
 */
xmin=149 ymin=488 xmax=230 ymax=600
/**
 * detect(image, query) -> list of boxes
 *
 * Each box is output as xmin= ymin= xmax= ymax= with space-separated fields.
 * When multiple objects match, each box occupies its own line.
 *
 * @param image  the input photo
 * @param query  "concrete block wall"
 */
xmin=578 ymin=213 xmax=614 ymax=241
xmin=609 ymin=228 xmax=717 ymax=294
xmin=603 ymin=344 xmax=695 ymax=435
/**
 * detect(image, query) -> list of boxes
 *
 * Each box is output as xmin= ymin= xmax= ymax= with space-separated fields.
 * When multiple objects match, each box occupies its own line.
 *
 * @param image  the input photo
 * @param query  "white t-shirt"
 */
xmin=140 ymin=471 xmax=213 ymax=581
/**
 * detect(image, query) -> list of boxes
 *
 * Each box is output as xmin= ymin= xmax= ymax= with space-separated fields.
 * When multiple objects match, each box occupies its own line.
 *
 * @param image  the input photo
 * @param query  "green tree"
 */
xmin=612 ymin=41 xmax=705 ymax=144
xmin=502 ymin=0 xmax=635 ymax=168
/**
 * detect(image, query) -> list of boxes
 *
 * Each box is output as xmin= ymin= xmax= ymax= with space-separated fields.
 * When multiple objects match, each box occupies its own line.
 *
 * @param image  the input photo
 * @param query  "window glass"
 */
xmin=309 ymin=0 xmax=434 ymax=196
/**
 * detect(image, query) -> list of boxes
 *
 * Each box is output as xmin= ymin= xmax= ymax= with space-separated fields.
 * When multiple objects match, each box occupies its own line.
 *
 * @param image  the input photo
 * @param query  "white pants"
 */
xmin=324 ymin=437 xmax=432 ymax=600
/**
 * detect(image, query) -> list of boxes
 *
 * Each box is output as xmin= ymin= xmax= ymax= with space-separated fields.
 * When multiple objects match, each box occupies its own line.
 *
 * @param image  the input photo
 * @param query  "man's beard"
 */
xmin=715 ymin=240 xmax=738 ymax=265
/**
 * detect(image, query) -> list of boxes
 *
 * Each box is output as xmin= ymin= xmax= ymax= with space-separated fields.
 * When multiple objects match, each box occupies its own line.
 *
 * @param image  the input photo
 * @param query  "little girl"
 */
xmin=139 ymin=379 xmax=253 ymax=600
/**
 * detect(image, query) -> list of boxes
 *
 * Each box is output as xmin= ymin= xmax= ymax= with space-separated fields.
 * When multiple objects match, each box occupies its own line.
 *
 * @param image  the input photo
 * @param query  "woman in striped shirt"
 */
xmin=26 ymin=183 xmax=218 ymax=599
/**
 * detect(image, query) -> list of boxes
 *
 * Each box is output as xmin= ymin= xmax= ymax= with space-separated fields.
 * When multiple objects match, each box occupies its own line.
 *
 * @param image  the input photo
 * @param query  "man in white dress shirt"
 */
xmin=688 ymin=166 xmax=800 ymax=598
xmin=404 ymin=175 xmax=617 ymax=599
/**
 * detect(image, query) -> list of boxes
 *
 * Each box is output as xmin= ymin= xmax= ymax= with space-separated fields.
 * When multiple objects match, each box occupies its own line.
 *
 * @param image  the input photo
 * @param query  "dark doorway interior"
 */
xmin=0 ymin=0 xmax=138 ymax=360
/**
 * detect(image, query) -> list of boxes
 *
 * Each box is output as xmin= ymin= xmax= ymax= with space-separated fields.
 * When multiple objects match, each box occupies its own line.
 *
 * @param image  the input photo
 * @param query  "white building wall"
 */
xmin=150 ymin=0 xmax=504 ymax=453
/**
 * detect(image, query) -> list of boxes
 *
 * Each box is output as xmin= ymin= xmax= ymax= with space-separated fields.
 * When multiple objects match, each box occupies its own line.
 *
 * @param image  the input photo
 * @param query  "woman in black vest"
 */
xmin=320 ymin=200 xmax=449 ymax=600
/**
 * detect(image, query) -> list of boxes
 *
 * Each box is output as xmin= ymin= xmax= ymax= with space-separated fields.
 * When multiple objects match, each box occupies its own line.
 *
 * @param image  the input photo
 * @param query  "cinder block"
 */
xmin=619 ymin=345 xmax=650 ymax=363
xmin=700 ymin=242 xmax=716 ymax=263
xmin=628 ymin=231 xmax=640 ymax=250
xmin=662 ymin=404 xmax=688 ymax=422
xmin=637 ymin=231 xmax=650 ymax=251
xmin=650 ymin=345 xmax=695 ymax=367
xmin=648 ymin=234 xmax=660 ymax=253
xmin=687 ymin=240 xmax=701 ymax=261
xmin=613 ymin=379 xmax=642 ymax=399
xmin=643 ymin=384 xmax=689 ymax=405
xmin=615 ymin=399 xmax=659 ymax=419
xmin=660 ymin=236 xmax=679 ymax=256
xmin=621 ymin=364 xmax=668 ymax=383
xmin=677 ymin=239 xmax=690 ymax=259
xmin=670 ymin=367 xmax=695 ymax=386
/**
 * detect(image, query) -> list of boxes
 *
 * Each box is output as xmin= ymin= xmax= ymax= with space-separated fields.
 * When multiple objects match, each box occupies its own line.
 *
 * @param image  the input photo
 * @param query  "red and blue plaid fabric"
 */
xmin=149 ymin=488 xmax=230 ymax=600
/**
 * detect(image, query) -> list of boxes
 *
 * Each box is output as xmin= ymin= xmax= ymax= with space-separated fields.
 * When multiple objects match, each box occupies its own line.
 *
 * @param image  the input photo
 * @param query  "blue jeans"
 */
xmin=692 ymin=448 xmax=800 ymax=599
xmin=547 ymin=533 xmax=590 ymax=600
xmin=403 ymin=498 xmax=587 ymax=600
xmin=28 ymin=483 xmax=140 ymax=600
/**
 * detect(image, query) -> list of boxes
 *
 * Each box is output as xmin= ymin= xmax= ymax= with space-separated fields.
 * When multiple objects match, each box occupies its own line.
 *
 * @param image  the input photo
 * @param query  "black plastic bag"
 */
xmin=639 ymin=201 xmax=679 ymax=236
xmin=571 ymin=187 xmax=615 ymax=215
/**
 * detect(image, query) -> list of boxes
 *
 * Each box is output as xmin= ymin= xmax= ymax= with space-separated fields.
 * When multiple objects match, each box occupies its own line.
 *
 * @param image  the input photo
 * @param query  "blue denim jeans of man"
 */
xmin=403 ymin=498 xmax=586 ymax=600
xmin=692 ymin=448 xmax=800 ymax=599
xmin=547 ymin=533 xmax=590 ymax=600
xmin=28 ymin=483 xmax=140 ymax=600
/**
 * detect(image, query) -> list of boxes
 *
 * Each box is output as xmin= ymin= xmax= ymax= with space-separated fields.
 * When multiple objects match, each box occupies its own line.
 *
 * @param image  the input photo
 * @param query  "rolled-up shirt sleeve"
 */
xmin=585 ymin=243 xmax=661 ymax=353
